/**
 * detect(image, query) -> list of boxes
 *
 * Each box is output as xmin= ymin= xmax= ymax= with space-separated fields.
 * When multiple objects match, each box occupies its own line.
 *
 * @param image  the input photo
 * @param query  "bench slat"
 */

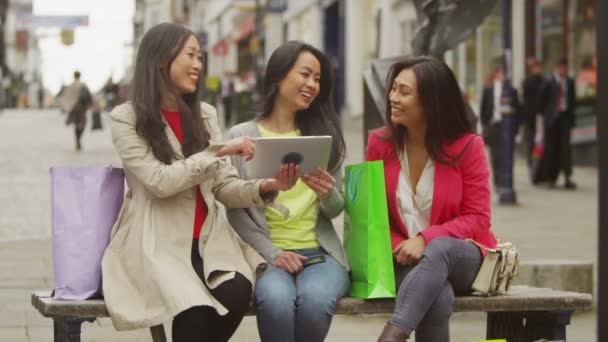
xmin=32 ymin=285 xmax=592 ymax=319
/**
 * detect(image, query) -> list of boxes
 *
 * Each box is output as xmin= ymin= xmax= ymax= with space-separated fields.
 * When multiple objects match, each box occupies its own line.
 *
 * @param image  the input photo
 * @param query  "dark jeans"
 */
xmin=172 ymin=239 xmax=252 ymax=342
xmin=486 ymin=122 xmax=502 ymax=188
xmin=222 ymin=97 xmax=232 ymax=126
xmin=390 ymin=237 xmax=482 ymax=342
xmin=544 ymin=113 xmax=573 ymax=183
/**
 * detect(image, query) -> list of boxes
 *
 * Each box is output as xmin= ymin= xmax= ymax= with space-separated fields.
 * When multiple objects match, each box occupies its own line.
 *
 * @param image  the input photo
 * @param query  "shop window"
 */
xmin=537 ymin=0 xmax=564 ymax=67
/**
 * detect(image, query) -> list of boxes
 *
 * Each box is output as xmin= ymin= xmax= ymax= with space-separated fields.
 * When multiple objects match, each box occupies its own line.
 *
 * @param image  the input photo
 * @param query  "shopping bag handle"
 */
xmin=347 ymin=169 xmax=362 ymax=201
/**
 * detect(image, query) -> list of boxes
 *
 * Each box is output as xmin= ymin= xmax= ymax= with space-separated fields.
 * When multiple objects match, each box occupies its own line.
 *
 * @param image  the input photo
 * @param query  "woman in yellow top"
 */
xmin=226 ymin=41 xmax=350 ymax=342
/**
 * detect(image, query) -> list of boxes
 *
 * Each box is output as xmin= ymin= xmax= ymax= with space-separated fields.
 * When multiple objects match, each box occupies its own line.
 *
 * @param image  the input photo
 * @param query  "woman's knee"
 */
xmin=213 ymin=273 xmax=252 ymax=315
xmin=254 ymin=269 xmax=296 ymax=309
xmin=295 ymin=276 xmax=348 ymax=317
xmin=422 ymin=237 xmax=460 ymax=263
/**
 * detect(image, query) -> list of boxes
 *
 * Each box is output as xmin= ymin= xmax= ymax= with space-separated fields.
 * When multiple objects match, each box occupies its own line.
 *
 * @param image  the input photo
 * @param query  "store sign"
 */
xmin=15 ymin=30 xmax=29 ymax=51
xmin=231 ymin=16 xmax=255 ymax=42
xmin=19 ymin=15 xmax=89 ymax=29
xmin=15 ymin=3 xmax=34 ymax=30
xmin=213 ymin=40 xmax=229 ymax=56
xmin=267 ymin=0 xmax=287 ymax=13
xmin=61 ymin=29 xmax=75 ymax=46
xmin=249 ymin=36 xmax=260 ymax=54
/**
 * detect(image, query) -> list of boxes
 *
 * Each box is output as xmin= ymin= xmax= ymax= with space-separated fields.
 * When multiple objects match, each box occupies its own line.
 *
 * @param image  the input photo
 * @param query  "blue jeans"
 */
xmin=254 ymin=248 xmax=350 ymax=342
xmin=390 ymin=237 xmax=482 ymax=342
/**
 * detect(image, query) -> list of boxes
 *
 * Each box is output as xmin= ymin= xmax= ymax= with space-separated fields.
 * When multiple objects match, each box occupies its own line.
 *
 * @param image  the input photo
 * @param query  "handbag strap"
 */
xmin=466 ymin=238 xmax=495 ymax=252
xmin=466 ymin=238 xmax=516 ymax=253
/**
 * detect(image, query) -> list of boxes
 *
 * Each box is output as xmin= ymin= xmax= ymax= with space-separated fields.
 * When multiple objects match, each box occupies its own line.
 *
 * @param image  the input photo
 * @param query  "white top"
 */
xmin=492 ymin=80 xmax=503 ymax=124
xmin=553 ymin=73 xmax=568 ymax=112
xmin=396 ymin=147 xmax=435 ymax=239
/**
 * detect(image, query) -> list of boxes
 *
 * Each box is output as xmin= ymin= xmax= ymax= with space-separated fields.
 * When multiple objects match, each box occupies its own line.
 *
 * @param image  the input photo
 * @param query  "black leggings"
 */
xmin=172 ymin=239 xmax=252 ymax=342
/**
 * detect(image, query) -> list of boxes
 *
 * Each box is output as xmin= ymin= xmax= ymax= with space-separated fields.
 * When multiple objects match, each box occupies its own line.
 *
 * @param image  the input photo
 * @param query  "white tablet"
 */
xmin=249 ymin=136 xmax=333 ymax=179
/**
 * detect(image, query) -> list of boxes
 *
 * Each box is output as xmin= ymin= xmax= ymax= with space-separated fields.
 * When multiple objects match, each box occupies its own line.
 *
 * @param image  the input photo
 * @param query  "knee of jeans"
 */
xmin=422 ymin=237 xmax=456 ymax=263
xmin=296 ymin=286 xmax=342 ymax=317
xmin=255 ymin=277 xmax=296 ymax=310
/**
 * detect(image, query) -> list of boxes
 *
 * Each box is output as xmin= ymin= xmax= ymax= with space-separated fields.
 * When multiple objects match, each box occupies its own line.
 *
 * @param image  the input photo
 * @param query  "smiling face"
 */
xmin=169 ymin=34 xmax=202 ymax=95
xmin=389 ymin=68 xmax=425 ymax=130
xmin=276 ymin=51 xmax=321 ymax=111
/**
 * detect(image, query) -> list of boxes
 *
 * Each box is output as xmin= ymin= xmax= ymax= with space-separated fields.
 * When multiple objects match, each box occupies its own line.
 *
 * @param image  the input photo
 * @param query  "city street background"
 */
xmin=0 ymin=0 xmax=600 ymax=340
xmin=0 ymin=108 xmax=597 ymax=341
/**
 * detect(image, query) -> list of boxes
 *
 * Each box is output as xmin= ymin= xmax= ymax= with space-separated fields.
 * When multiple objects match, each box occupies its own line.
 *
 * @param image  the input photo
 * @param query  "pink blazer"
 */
xmin=365 ymin=128 xmax=497 ymax=253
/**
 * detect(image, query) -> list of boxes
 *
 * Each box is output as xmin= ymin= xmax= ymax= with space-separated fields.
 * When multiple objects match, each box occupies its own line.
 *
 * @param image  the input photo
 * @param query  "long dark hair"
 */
xmin=260 ymin=41 xmax=346 ymax=173
xmin=382 ymin=56 xmax=474 ymax=164
xmin=131 ymin=22 xmax=209 ymax=164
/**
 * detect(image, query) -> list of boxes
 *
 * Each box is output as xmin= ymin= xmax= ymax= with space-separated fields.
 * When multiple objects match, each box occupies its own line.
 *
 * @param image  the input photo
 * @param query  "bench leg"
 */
xmin=487 ymin=310 xmax=574 ymax=342
xmin=525 ymin=310 xmax=573 ymax=341
xmin=486 ymin=312 xmax=528 ymax=341
xmin=53 ymin=318 xmax=95 ymax=342
xmin=149 ymin=324 xmax=167 ymax=342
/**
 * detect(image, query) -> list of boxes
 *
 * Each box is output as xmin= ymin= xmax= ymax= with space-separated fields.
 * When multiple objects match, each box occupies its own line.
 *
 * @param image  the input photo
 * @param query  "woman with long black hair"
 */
xmin=367 ymin=57 xmax=497 ymax=342
xmin=101 ymin=23 xmax=296 ymax=342
xmin=226 ymin=41 xmax=349 ymax=342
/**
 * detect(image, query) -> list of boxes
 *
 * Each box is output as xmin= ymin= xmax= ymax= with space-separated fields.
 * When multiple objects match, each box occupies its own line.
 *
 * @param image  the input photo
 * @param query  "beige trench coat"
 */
xmin=101 ymin=102 xmax=267 ymax=331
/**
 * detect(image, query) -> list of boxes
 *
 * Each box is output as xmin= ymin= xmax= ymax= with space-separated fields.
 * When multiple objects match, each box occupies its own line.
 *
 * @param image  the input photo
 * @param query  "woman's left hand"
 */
xmin=393 ymin=235 xmax=427 ymax=266
xmin=260 ymin=163 xmax=299 ymax=193
xmin=301 ymin=166 xmax=336 ymax=199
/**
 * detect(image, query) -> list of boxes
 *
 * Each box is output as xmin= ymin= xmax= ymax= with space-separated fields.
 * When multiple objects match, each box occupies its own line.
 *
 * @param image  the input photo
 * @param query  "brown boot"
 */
xmin=377 ymin=323 xmax=409 ymax=342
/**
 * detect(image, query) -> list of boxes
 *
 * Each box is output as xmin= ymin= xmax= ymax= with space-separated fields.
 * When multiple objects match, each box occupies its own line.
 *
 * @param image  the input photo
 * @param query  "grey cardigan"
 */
xmin=225 ymin=120 xmax=350 ymax=271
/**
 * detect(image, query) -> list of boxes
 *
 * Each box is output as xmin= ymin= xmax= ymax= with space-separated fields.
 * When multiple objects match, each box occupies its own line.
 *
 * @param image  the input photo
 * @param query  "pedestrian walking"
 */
xmin=58 ymin=71 xmax=92 ymax=151
xmin=225 ymin=41 xmax=350 ymax=342
xmin=366 ymin=57 xmax=497 ymax=342
xmin=539 ymin=58 xmax=577 ymax=189
xmin=101 ymin=23 xmax=296 ymax=342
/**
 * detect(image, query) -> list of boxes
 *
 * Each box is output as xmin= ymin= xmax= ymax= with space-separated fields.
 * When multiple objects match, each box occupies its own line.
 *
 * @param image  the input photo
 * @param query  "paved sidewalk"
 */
xmin=0 ymin=109 xmax=597 ymax=341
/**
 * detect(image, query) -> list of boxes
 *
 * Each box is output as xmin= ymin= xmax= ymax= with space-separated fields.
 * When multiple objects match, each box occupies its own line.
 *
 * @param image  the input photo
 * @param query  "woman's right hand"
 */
xmin=272 ymin=251 xmax=308 ymax=274
xmin=216 ymin=137 xmax=256 ymax=160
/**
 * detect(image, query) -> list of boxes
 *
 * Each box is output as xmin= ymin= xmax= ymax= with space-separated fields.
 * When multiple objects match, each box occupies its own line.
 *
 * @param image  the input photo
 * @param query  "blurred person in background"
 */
xmin=522 ymin=58 xmax=545 ymax=164
xmin=220 ymin=73 xmax=235 ymax=126
xmin=539 ymin=58 xmax=577 ymax=189
xmin=480 ymin=66 xmax=521 ymax=189
xmin=58 ymin=71 xmax=92 ymax=151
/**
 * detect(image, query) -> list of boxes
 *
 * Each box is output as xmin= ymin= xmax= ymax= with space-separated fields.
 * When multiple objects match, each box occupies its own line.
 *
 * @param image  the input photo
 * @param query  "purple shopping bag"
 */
xmin=50 ymin=166 xmax=125 ymax=300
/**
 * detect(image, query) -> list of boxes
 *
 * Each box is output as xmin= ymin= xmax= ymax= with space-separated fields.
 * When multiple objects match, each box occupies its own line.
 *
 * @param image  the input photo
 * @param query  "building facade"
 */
xmin=129 ymin=0 xmax=596 ymax=132
xmin=1 ymin=0 xmax=42 ymax=108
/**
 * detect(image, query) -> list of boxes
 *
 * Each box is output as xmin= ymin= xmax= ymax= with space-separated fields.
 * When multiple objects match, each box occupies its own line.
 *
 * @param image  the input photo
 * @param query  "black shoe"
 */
xmin=564 ymin=179 xmax=577 ymax=190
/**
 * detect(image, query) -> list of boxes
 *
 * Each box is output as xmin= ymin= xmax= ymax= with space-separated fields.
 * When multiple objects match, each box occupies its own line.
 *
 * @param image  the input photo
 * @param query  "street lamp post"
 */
xmin=498 ymin=0 xmax=517 ymax=204
xmin=253 ymin=0 xmax=264 ymax=99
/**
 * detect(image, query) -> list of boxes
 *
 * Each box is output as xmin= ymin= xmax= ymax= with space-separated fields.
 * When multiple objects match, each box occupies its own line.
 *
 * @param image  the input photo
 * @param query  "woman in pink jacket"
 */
xmin=366 ymin=57 xmax=497 ymax=342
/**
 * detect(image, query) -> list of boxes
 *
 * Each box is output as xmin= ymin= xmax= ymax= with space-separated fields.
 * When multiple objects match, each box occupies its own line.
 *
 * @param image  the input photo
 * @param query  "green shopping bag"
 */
xmin=343 ymin=161 xmax=396 ymax=299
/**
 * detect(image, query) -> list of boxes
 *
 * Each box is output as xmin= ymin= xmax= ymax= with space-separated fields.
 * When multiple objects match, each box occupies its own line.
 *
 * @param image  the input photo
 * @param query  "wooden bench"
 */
xmin=32 ymin=285 xmax=592 ymax=342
